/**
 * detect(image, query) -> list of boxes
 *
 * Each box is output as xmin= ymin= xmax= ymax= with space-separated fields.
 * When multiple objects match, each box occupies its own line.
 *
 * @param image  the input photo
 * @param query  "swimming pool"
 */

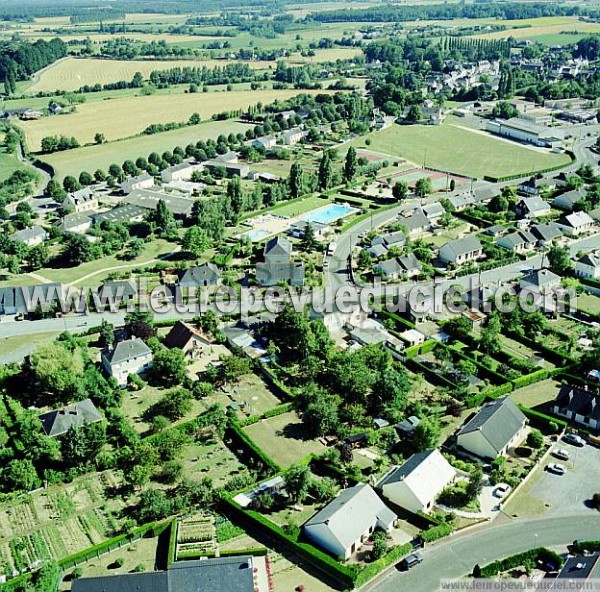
xmin=300 ymin=203 xmax=358 ymax=225
xmin=241 ymin=229 xmax=271 ymax=242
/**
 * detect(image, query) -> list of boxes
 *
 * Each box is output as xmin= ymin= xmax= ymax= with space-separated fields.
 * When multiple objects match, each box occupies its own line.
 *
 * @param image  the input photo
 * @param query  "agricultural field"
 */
xmin=21 ymin=88 xmax=333 ymax=151
xmin=38 ymin=120 xmax=252 ymax=180
xmin=24 ymin=57 xmax=274 ymax=93
xmin=343 ymin=117 xmax=571 ymax=179
xmin=243 ymin=411 xmax=326 ymax=468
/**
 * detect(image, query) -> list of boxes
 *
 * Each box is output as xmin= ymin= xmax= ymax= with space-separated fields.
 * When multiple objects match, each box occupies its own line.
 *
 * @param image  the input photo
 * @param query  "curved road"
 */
xmin=364 ymin=513 xmax=600 ymax=592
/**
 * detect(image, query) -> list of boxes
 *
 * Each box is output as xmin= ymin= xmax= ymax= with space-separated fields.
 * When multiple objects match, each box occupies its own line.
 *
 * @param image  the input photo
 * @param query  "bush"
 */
xmin=527 ymin=429 xmax=544 ymax=449
xmin=480 ymin=548 xmax=563 ymax=577
xmin=420 ymin=522 xmax=453 ymax=543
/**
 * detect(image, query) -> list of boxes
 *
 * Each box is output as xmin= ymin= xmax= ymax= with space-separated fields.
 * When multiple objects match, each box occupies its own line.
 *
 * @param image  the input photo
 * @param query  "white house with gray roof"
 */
xmin=9 ymin=226 xmax=48 ymax=247
xmin=519 ymin=268 xmax=561 ymax=292
xmin=439 ymin=236 xmax=483 ymax=265
xmin=377 ymin=450 xmax=456 ymax=513
xmin=179 ymin=264 xmax=222 ymax=289
xmin=496 ymin=230 xmax=537 ymax=253
xmin=102 ymin=338 xmax=153 ymax=386
xmin=575 ymin=251 xmax=600 ymax=279
xmin=120 ymin=172 xmax=155 ymax=195
xmin=558 ymin=211 xmax=595 ymax=236
xmin=303 ymin=483 xmax=396 ymax=559
xmin=39 ymin=399 xmax=102 ymax=438
xmin=553 ymin=188 xmax=587 ymax=211
xmin=457 ymin=397 xmax=527 ymax=459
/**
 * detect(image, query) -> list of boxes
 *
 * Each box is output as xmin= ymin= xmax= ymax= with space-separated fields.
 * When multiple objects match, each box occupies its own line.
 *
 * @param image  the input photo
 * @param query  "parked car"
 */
xmin=493 ymin=484 xmax=511 ymax=498
xmin=547 ymin=463 xmax=567 ymax=475
xmin=563 ymin=434 xmax=586 ymax=447
xmin=400 ymin=553 xmax=423 ymax=570
xmin=552 ymin=448 xmax=570 ymax=461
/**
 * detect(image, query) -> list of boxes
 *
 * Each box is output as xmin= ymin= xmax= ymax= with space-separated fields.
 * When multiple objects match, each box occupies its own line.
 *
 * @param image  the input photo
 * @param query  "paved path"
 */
xmin=363 ymin=512 xmax=600 ymax=592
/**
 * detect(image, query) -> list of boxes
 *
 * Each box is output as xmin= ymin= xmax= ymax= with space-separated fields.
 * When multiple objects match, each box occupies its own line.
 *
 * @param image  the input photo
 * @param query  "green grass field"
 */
xmin=268 ymin=196 xmax=330 ymax=218
xmin=344 ymin=118 xmax=571 ymax=179
xmin=39 ymin=120 xmax=253 ymax=180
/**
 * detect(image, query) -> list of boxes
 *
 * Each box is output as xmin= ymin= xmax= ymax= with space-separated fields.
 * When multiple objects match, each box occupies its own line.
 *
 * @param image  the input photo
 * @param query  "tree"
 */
xmin=492 ymin=101 xmax=518 ymax=119
xmin=153 ymin=347 xmax=187 ymax=386
xmin=392 ymin=180 xmax=409 ymax=201
xmin=372 ymin=364 xmax=410 ymax=417
xmin=28 ymin=244 xmax=50 ymax=270
xmin=415 ymin=177 xmax=432 ymax=199
xmin=527 ymin=429 xmax=544 ymax=449
xmin=489 ymin=193 xmax=509 ymax=213
xmin=343 ymin=146 xmax=357 ymax=183
xmin=288 ymin=162 xmax=305 ymax=198
xmin=46 ymin=179 xmax=66 ymax=202
xmin=284 ymin=463 xmax=311 ymax=503
xmin=63 ymin=175 xmax=80 ymax=192
xmin=227 ymin=175 xmax=245 ymax=221
xmin=152 ymin=199 xmax=176 ymax=235
xmin=480 ymin=312 xmax=501 ymax=354
xmin=64 ymin=232 xmax=94 ymax=265
xmin=2 ymin=459 xmax=40 ymax=491
xmin=371 ymin=531 xmax=388 ymax=561
xmin=182 ymin=226 xmax=209 ymax=257
xmin=300 ymin=222 xmax=318 ymax=252
xmin=317 ymin=150 xmax=334 ymax=191
xmin=465 ymin=469 xmax=483 ymax=501
xmin=547 ymin=245 xmax=572 ymax=275
xmin=443 ymin=316 xmax=472 ymax=341
xmin=405 ymin=104 xmax=423 ymax=123
xmin=303 ymin=396 xmax=339 ymax=437
xmin=94 ymin=132 xmax=106 ymax=144
xmin=413 ymin=417 xmax=441 ymax=451
xmin=457 ymin=360 xmax=477 ymax=382
xmin=61 ymin=423 xmax=106 ymax=467
xmin=99 ymin=320 xmax=115 ymax=348
xmin=79 ymin=171 xmax=93 ymax=186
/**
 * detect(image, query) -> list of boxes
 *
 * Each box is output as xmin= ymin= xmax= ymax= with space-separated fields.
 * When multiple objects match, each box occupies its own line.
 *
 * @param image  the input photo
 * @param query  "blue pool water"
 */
xmin=301 ymin=203 xmax=358 ymax=225
xmin=242 ymin=229 xmax=270 ymax=241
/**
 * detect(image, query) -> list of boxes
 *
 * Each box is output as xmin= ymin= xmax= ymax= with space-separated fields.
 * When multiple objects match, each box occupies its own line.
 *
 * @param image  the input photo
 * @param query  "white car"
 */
xmin=552 ymin=448 xmax=570 ymax=461
xmin=493 ymin=484 xmax=511 ymax=498
xmin=547 ymin=463 xmax=567 ymax=475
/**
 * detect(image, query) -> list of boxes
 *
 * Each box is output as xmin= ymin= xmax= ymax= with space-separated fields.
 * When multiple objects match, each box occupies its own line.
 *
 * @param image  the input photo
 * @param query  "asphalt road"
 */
xmin=364 ymin=513 xmax=600 ymax=592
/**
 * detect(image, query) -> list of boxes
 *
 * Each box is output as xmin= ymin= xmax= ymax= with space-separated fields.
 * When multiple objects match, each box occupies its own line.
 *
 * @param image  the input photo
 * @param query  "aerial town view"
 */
xmin=0 ymin=0 xmax=599 ymax=591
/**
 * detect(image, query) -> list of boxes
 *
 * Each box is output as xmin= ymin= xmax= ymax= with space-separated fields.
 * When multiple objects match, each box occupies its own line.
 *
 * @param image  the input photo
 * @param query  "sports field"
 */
xmin=21 ymin=87 xmax=332 ymax=151
xmin=40 ymin=119 xmax=253 ymax=180
xmin=25 ymin=57 xmax=274 ymax=93
xmin=345 ymin=118 xmax=571 ymax=179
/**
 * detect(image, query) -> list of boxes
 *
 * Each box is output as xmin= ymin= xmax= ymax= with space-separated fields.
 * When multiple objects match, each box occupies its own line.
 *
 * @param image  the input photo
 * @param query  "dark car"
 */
xmin=563 ymin=433 xmax=586 ymax=447
xmin=399 ymin=552 xmax=423 ymax=570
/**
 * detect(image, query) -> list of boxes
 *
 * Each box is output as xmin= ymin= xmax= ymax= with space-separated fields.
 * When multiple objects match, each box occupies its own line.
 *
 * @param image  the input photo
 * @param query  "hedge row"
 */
xmin=480 ymin=547 xmax=564 ymax=577
xmin=354 ymin=543 xmax=413 ymax=588
xmin=483 ymin=151 xmax=574 ymax=183
xmin=504 ymin=328 xmax=576 ymax=366
xmin=376 ymin=308 xmax=416 ymax=331
xmin=571 ymin=540 xmax=600 ymax=554
xmin=167 ymin=518 xmax=178 ymax=567
xmin=444 ymin=343 xmax=509 ymax=385
xmin=518 ymin=405 xmax=570 ymax=431
xmin=403 ymin=339 xmax=437 ymax=359
xmin=226 ymin=419 xmax=281 ymax=475
xmin=405 ymin=357 xmax=456 ymax=389
xmin=220 ymin=497 xmax=357 ymax=588
xmin=420 ymin=522 xmax=453 ymax=543
xmin=259 ymin=366 xmax=294 ymax=401
xmin=239 ymin=402 xmax=294 ymax=427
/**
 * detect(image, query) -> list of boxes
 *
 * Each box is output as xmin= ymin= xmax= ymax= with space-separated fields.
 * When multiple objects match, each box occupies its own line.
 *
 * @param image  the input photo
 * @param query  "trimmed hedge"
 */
xmin=480 ymin=547 xmax=564 ymax=577
xmin=259 ymin=366 xmax=294 ymax=401
xmin=221 ymin=497 xmax=357 ymax=588
xmin=354 ymin=543 xmax=413 ymax=588
xmin=226 ymin=419 xmax=281 ymax=475
xmin=403 ymin=339 xmax=437 ymax=359
xmin=511 ymin=369 xmax=549 ymax=390
xmin=517 ymin=405 xmax=568 ymax=430
xmin=376 ymin=308 xmax=416 ymax=331
xmin=239 ymin=402 xmax=294 ymax=427
xmin=167 ymin=518 xmax=178 ymax=567
xmin=420 ymin=522 xmax=453 ymax=543
xmin=571 ymin=540 xmax=600 ymax=554
xmin=177 ymin=547 xmax=268 ymax=560
xmin=483 ymin=151 xmax=574 ymax=183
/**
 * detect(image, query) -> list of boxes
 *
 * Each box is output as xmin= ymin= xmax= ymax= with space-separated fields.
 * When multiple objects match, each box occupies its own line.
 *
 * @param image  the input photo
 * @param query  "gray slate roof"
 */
xmin=440 ymin=235 xmax=482 ymax=258
xmin=104 ymin=338 xmax=151 ymax=365
xmin=264 ymin=236 xmax=292 ymax=259
xmin=304 ymin=483 xmax=396 ymax=551
xmin=179 ymin=264 xmax=222 ymax=287
xmin=457 ymin=397 xmax=526 ymax=453
xmin=256 ymin=261 xmax=305 ymax=286
xmin=530 ymin=222 xmax=563 ymax=242
xmin=9 ymin=226 xmax=47 ymax=243
xmin=72 ymin=557 xmax=255 ymax=592
xmin=39 ymin=399 xmax=102 ymax=438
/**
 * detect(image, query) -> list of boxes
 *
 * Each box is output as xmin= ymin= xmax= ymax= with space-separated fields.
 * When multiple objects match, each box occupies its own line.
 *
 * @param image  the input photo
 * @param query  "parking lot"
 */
xmin=523 ymin=440 xmax=600 ymax=516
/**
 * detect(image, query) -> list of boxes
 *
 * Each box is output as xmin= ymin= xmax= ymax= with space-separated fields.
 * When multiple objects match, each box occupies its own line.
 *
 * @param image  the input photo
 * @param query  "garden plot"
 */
xmin=181 ymin=439 xmax=247 ymax=488
xmin=176 ymin=513 xmax=216 ymax=558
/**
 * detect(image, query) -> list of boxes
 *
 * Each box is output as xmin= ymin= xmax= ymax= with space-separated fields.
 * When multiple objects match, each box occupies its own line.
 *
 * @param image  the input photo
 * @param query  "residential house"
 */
xmin=374 ymin=258 xmax=403 ymax=281
xmin=553 ymin=188 xmax=587 ymax=211
xmin=62 ymin=187 xmax=99 ymax=213
xmin=366 ymin=243 xmax=389 ymax=259
xmin=558 ymin=211 xmax=595 ymax=236
xmin=288 ymin=220 xmax=329 ymax=240
xmin=399 ymin=328 xmax=425 ymax=347
xmin=496 ymin=230 xmax=537 ymax=253
xmin=519 ymin=268 xmax=561 ymax=293
xmin=179 ymin=264 xmax=222 ymax=289
xmin=9 ymin=226 xmax=47 ymax=247
xmin=439 ymin=236 xmax=483 ymax=265
xmin=472 ymin=186 xmax=500 ymax=204
xmin=9 ymin=283 xmax=66 ymax=317
xmin=256 ymin=236 xmax=304 ymax=286
xmin=39 ymin=399 xmax=102 ymax=438
xmin=160 ymin=162 xmax=203 ymax=183
xmin=448 ymin=193 xmax=474 ymax=211
xmin=377 ymin=450 xmax=457 ymax=514
xmin=303 ymin=483 xmax=397 ymax=560
xmin=423 ymin=202 xmax=445 ymax=222
xmin=95 ymin=280 xmax=137 ymax=308
xmin=281 ymin=127 xmax=305 ymax=146
xmin=164 ymin=321 xmax=211 ymax=357
xmin=397 ymin=253 xmax=421 ymax=278
xmin=398 ymin=209 xmax=430 ymax=236
xmin=485 ymin=225 xmax=506 ymax=238
xmin=515 ymin=196 xmax=551 ymax=219
xmin=55 ymin=213 xmax=93 ymax=235
xmin=20 ymin=109 xmax=42 ymax=120
xmin=517 ymin=177 xmax=547 ymax=197
xmin=372 ymin=231 xmax=406 ymax=249
xmin=102 ymin=338 xmax=153 ymax=386
xmin=456 ymin=397 xmax=528 ymax=459
xmin=575 ymin=251 xmax=600 ymax=279
xmin=120 ymin=172 xmax=155 ymax=195
xmin=552 ymin=384 xmax=600 ymax=430
xmin=72 ymin=557 xmax=260 ymax=592
xmin=530 ymin=222 xmax=564 ymax=246
xmin=252 ymin=135 xmax=277 ymax=150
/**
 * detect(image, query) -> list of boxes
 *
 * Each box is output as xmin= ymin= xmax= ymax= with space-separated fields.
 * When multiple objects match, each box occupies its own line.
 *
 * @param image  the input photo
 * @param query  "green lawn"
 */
xmin=577 ymin=293 xmax=600 ymax=315
xmin=269 ymin=196 xmax=331 ymax=218
xmin=343 ymin=117 xmax=571 ymax=179
xmin=0 ymin=330 xmax=61 ymax=359
xmin=40 ymin=119 xmax=253 ymax=180
xmin=510 ymin=379 xmax=561 ymax=408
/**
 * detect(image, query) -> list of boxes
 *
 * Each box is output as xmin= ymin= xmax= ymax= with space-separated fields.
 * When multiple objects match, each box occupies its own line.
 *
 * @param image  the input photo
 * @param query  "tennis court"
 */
xmin=379 ymin=167 xmax=469 ymax=192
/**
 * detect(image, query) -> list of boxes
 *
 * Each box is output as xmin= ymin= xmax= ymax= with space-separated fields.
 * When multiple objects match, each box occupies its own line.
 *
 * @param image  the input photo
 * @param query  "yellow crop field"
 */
xmin=25 ymin=57 xmax=275 ymax=93
xmin=21 ymin=88 xmax=331 ymax=151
